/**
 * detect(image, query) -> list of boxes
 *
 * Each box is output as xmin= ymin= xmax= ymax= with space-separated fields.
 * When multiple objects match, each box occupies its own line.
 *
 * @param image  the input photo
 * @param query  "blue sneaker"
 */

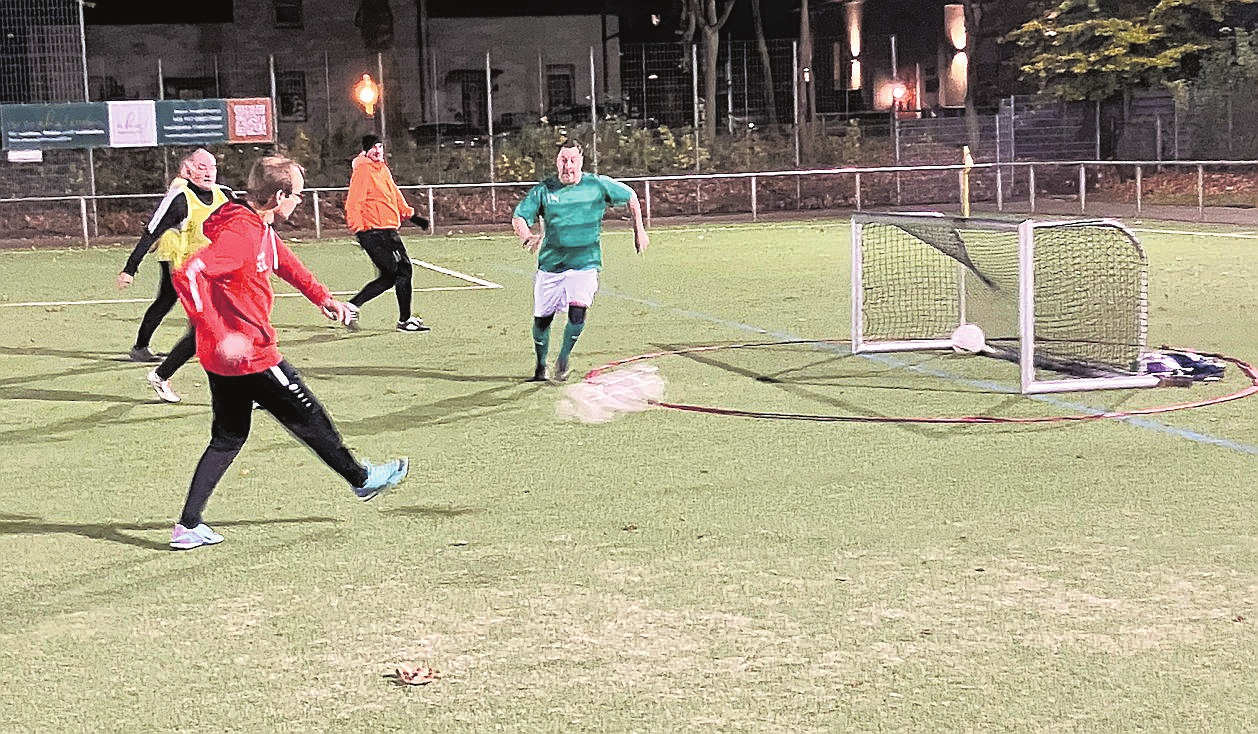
xmin=170 ymin=523 xmax=224 ymax=550
xmin=353 ymin=457 xmax=409 ymax=501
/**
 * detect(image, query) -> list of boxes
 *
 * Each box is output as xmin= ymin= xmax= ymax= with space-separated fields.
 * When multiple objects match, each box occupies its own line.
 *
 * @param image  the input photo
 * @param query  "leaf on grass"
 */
xmin=387 ymin=664 xmax=442 ymax=686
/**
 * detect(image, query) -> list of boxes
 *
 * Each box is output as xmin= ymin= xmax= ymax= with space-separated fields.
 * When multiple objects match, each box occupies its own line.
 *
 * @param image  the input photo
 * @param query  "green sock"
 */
xmin=557 ymin=321 xmax=584 ymax=365
xmin=532 ymin=321 xmax=550 ymax=367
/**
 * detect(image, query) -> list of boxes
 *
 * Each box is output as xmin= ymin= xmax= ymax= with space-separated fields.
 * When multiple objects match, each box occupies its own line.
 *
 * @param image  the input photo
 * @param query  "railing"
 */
xmin=2 ymin=159 xmax=1255 ymax=249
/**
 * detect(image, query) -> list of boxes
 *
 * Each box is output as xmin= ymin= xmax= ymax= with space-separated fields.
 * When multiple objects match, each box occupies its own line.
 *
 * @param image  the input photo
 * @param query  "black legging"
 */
xmin=178 ymin=360 xmax=368 ymax=528
xmin=134 ymin=261 xmax=179 ymax=350
xmin=153 ymin=328 xmax=197 ymax=381
xmin=349 ymin=228 xmax=413 ymax=322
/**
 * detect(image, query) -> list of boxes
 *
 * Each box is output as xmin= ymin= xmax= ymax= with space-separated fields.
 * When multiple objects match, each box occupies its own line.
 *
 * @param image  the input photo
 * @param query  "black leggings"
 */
xmin=349 ymin=228 xmax=413 ymax=321
xmin=153 ymin=328 xmax=197 ymax=380
xmin=134 ymin=261 xmax=179 ymax=350
xmin=178 ymin=360 xmax=367 ymax=528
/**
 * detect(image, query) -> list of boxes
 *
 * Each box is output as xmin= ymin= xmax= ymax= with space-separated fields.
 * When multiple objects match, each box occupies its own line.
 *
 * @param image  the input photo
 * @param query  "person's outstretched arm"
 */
xmin=117 ymin=193 xmax=189 ymax=287
xmin=512 ymin=183 xmax=545 ymax=253
xmin=626 ymin=194 xmax=649 ymax=254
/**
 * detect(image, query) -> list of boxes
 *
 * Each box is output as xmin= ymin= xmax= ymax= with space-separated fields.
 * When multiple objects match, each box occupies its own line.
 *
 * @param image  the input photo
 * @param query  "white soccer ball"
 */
xmin=217 ymin=332 xmax=251 ymax=364
xmin=950 ymin=323 xmax=987 ymax=354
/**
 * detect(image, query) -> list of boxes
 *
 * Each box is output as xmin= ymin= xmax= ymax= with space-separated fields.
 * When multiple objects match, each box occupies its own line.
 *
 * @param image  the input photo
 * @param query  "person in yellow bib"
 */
xmin=117 ymin=148 xmax=232 ymax=403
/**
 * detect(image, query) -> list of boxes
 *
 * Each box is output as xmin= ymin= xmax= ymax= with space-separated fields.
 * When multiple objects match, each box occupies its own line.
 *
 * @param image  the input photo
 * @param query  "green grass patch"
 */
xmin=1 ymin=220 xmax=1256 ymax=731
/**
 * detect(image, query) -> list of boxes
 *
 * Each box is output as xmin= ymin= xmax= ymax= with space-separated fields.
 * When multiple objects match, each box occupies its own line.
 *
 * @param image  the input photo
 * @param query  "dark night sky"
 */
xmin=83 ymin=0 xmax=803 ymax=38
xmin=82 ymin=0 xmax=951 ymax=55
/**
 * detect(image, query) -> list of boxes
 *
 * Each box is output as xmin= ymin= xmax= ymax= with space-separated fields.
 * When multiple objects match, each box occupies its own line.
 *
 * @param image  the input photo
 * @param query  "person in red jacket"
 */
xmin=167 ymin=155 xmax=408 ymax=551
xmin=344 ymin=134 xmax=430 ymax=332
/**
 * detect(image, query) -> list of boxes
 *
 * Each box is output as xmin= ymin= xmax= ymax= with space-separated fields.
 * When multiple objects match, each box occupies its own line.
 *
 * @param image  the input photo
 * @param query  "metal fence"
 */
xmin=0 ymin=0 xmax=85 ymax=104
xmin=4 ymin=158 xmax=1256 ymax=250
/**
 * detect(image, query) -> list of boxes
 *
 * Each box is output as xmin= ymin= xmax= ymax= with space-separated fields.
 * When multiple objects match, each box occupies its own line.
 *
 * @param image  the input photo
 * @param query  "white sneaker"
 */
xmin=396 ymin=317 xmax=430 ymax=332
xmin=147 ymin=370 xmax=181 ymax=403
xmin=170 ymin=523 xmax=224 ymax=550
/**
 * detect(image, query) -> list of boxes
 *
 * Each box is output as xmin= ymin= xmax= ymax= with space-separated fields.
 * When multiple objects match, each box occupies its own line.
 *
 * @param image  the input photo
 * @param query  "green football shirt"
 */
xmin=513 ymin=173 xmax=636 ymax=273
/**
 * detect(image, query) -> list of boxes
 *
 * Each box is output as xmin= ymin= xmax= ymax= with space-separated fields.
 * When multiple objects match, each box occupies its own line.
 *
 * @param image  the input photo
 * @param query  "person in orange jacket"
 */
xmin=344 ymin=134 xmax=431 ymax=332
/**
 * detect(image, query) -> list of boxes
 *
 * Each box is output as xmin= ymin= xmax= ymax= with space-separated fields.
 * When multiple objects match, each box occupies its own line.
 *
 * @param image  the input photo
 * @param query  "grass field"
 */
xmin=1 ymin=217 xmax=1256 ymax=732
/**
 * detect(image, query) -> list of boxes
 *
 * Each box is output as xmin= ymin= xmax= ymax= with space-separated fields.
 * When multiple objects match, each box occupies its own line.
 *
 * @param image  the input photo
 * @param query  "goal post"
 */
xmin=851 ymin=211 xmax=1161 ymax=394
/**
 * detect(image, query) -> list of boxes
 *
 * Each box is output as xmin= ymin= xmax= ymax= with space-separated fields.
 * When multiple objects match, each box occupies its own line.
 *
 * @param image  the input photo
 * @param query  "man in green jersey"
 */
xmin=511 ymin=141 xmax=649 ymax=382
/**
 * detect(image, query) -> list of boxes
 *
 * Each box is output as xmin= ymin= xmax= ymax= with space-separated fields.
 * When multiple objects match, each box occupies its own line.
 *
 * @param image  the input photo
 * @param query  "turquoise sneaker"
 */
xmin=353 ymin=458 xmax=409 ymax=501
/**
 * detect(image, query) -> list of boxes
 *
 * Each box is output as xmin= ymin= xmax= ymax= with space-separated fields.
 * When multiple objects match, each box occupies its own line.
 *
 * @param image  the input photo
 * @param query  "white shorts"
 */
xmin=534 ymin=268 xmax=599 ymax=317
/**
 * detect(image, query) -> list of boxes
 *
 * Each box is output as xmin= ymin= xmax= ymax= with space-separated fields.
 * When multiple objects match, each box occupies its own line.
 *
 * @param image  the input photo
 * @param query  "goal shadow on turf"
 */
xmin=642 ymin=341 xmax=1088 ymax=434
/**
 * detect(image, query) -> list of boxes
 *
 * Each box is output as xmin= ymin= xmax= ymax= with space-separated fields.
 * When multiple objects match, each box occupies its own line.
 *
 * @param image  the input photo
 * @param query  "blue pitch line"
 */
xmin=588 ymin=282 xmax=1258 ymax=455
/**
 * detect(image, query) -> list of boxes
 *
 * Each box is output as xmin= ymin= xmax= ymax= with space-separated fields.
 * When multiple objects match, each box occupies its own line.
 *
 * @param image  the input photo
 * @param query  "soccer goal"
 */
xmin=850 ymin=212 xmax=1161 ymax=394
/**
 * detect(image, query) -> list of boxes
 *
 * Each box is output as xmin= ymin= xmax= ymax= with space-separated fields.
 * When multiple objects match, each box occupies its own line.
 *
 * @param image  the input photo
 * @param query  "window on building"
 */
xmin=277 ymin=71 xmax=308 ymax=122
xmin=163 ymin=76 xmax=217 ymax=100
xmin=546 ymin=64 xmax=575 ymax=112
xmin=274 ymin=0 xmax=303 ymax=28
xmin=91 ymin=75 xmax=126 ymax=101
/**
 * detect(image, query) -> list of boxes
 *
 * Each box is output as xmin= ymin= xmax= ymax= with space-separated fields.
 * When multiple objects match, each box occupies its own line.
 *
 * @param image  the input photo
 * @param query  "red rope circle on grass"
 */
xmin=583 ymin=339 xmax=1258 ymax=424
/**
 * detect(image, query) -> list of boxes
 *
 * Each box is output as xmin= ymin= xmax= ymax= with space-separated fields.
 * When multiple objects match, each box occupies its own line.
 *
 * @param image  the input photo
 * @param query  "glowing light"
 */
xmin=941 ymin=4 xmax=968 ymax=107
xmin=353 ymin=74 xmax=380 ymax=116
xmin=944 ymin=4 xmax=966 ymax=51
xmin=846 ymin=0 xmax=862 ymax=57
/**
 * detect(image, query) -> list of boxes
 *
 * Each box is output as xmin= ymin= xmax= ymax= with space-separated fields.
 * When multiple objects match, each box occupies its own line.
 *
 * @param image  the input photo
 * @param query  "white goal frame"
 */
xmin=850 ymin=212 xmax=1161 ymax=394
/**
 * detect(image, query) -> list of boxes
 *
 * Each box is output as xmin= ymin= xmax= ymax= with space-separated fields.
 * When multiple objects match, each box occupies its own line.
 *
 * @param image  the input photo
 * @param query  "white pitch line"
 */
xmin=3 ymin=297 xmax=157 ymax=308
xmin=0 ymin=259 xmax=503 ymax=309
xmin=410 ymin=258 xmax=503 ymax=288
xmin=1132 ymin=227 xmax=1258 ymax=239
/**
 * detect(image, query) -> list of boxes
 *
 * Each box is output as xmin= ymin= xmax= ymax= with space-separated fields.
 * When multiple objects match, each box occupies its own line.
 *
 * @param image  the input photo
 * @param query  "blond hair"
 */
xmin=246 ymin=156 xmax=305 ymax=207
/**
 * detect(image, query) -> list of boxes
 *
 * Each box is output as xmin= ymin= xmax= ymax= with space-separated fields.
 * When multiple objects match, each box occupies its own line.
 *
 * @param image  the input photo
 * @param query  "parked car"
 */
xmin=409 ymin=123 xmax=489 ymax=148
xmin=541 ymin=102 xmax=658 ymax=136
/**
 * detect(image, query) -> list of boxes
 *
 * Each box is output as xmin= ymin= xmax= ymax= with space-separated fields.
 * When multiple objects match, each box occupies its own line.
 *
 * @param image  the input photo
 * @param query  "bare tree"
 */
xmin=678 ymin=0 xmax=738 ymax=141
xmin=749 ymin=0 xmax=777 ymax=124
xmin=355 ymin=0 xmax=395 ymax=51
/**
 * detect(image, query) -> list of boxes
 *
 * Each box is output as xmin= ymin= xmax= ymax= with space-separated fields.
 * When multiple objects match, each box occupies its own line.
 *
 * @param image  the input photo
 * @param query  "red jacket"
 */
xmin=173 ymin=201 xmax=332 ymax=376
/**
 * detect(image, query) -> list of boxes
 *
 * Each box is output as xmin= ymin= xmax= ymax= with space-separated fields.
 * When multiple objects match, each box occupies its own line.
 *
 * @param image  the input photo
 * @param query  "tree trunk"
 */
xmin=702 ymin=24 xmax=720 ymax=142
xmin=962 ymin=0 xmax=981 ymax=152
xmin=800 ymin=0 xmax=814 ymax=124
xmin=798 ymin=0 xmax=815 ymax=162
xmin=750 ymin=0 xmax=777 ymax=124
xmin=679 ymin=0 xmax=738 ymax=144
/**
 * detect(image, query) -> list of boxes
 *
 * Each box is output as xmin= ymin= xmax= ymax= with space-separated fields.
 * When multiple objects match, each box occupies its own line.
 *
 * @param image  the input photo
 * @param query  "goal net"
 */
xmin=850 ymin=212 xmax=1160 ymax=394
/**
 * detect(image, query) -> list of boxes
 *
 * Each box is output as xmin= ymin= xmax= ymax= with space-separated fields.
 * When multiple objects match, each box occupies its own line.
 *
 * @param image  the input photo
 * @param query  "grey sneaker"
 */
xmin=344 ymin=303 xmax=361 ymax=332
xmin=129 ymin=346 xmax=162 ymax=363
xmin=553 ymin=358 xmax=571 ymax=383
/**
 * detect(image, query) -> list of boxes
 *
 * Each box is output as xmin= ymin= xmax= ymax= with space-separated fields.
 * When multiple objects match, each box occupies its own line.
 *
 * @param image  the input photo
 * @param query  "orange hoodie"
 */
xmin=345 ymin=153 xmax=415 ymax=232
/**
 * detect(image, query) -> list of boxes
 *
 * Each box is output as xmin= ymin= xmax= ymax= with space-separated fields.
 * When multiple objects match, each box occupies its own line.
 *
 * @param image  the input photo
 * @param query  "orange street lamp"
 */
xmin=353 ymin=73 xmax=380 ymax=116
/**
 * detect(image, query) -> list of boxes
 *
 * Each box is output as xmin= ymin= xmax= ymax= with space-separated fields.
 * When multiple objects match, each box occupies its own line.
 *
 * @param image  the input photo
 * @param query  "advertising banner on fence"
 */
xmin=225 ymin=98 xmax=274 ymax=143
xmin=1 ymin=98 xmax=274 ymax=150
xmin=1 ymin=103 xmax=109 ymax=150
xmin=156 ymin=99 xmax=229 ymax=145
xmin=108 ymin=100 xmax=158 ymax=147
